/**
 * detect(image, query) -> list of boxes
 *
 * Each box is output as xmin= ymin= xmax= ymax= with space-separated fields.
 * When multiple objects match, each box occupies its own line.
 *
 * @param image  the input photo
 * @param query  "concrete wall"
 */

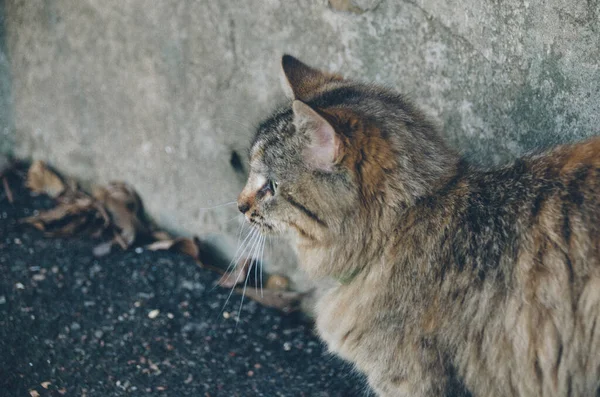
xmin=0 ymin=0 xmax=13 ymax=155
xmin=3 ymin=0 xmax=600 ymax=287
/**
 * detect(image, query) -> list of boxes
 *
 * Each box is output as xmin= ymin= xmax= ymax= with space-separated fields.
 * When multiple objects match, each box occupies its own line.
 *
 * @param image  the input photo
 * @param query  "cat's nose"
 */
xmin=238 ymin=201 xmax=250 ymax=214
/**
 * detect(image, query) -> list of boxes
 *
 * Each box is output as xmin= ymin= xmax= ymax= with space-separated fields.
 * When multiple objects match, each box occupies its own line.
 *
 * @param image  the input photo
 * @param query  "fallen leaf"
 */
xmin=235 ymin=288 xmax=304 ymax=313
xmin=152 ymin=230 xmax=173 ymax=241
xmin=2 ymin=176 xmax=13 ymax=204
xmin=26 ymin=160 xmax=65 ymax=198
xmin=93 ymin=182 xmax=149 ymax=246
xmin=92 ymin=241 xmax=114 ymax=257
xmin=265 ymin=274 xmax=289 ymax=291
xmin=41 ymin=381 xmax=51 ymax=389
xmin=29 ymin=390 xmax=40 ymax=397
xmin=21 ymin=199 xmax=103 ymax=236
xmin=146 ymin=236 xmax=201 ymax=259
xmin=217 ymin=258 xmax=251 ymax=288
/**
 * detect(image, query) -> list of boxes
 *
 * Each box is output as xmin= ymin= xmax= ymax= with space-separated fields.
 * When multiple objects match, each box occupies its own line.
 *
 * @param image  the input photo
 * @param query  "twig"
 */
xmin=2 ymin=176 xmax=13 ymax=204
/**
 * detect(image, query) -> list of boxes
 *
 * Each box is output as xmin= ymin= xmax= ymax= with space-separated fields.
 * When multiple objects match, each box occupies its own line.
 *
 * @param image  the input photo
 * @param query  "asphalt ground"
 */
xmin=0 ymin=167 xmax=369 ymax=397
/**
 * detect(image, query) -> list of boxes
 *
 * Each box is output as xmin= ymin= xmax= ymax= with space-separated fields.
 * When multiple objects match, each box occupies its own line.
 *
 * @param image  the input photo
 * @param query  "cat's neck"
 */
xmin=297 ymin=157 xmax=467 ymax=281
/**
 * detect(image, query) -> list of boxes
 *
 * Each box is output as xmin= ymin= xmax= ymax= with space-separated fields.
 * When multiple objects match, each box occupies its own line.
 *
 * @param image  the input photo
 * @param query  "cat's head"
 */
xmin=238 ymin=55 xmax=457 ymax=251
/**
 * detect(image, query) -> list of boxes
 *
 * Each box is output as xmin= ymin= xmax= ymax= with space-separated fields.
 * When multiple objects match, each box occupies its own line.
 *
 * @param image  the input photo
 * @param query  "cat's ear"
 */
xmin=281 ymin=55 xmax=342 ymax=101
xmin=292 ymin=100 xmax=340 ymax=172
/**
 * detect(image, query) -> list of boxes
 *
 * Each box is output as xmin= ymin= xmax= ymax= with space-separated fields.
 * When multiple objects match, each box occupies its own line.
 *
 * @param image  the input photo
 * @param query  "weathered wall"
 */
xmin=3 ymin=0 xmax=600 ymax=287
xmin=0 ymin=0 xmax=13 ymax=155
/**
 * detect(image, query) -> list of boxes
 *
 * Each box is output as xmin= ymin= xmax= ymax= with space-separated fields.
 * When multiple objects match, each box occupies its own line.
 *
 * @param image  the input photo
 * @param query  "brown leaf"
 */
xmin=265 ymin=274 xmax=290 ymax=291
xmin=93 ymin=182 xmax=148 ymax=247
xmin=217 ymin=258 xmax=252 ymax=288
xmin=235 ymin=288 xmax=303 ymax=313
xmin=146 ymin=236 xmax=201 ymax=259
xmin=26 ymin=160 xmax=65 ymax=198
xmin=20 ymin=199 xmax=102 ymax=236
xmin=2 ymin=176 xmax=13 ymax=204
xmin=92 ymin=240 xmax=114 ymax=257
xmin=152 ymin=231 xmax=173 ymax=241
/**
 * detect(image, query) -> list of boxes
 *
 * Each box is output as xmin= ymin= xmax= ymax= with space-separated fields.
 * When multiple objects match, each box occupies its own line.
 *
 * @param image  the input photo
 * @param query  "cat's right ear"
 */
xmin=292 ymin=100 xmax=340 ymax=172
xmin=280 ymin=55 xmax=342 ymax=101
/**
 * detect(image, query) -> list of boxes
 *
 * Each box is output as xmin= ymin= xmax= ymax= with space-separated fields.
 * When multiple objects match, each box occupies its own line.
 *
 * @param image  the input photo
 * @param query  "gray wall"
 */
xmin=3 ymin=0 xmax=600 ymax=286
xmin=0 ymin=0 xmax=13 ymax=154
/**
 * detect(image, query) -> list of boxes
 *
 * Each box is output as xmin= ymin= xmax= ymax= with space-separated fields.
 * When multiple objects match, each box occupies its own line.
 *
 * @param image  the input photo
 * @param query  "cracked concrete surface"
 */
xmin=2 ymin=0 xmax=600 ymax=289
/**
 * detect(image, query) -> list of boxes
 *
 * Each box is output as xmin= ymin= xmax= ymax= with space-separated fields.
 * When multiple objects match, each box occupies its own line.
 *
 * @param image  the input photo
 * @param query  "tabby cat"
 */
xmin=237 ymin=55 xmax=600 ymax=396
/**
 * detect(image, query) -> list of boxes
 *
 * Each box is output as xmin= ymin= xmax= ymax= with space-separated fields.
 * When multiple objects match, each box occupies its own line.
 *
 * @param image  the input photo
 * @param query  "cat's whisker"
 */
xmin=235 ymin=234 xmax=264 ymax=329
xmin=236 ymin=217 xmax=246 ymax=242
xmin=219 ymin=230 xmax=261 ymax=317
xmin=259 ymin=234 xmax=267 ymax=297
xmin=254 ymin=235 xmax=260 ymax=295
xmin=197 ymin=201 xmax=237 ymax=211
xmin=223 ymin=227 xmax=256 ymax=276
xmin=223 ymin=214 xmax=243 ymax=224
xmin=212 ymin=227 xmax=256 ymax=294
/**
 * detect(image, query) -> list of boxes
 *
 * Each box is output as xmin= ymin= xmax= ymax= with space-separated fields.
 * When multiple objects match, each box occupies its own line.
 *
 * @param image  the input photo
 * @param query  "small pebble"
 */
xmin=0 ymin=296 xmax=5 ymax=304
xmin=135 ymin=247 xmax=143 ymax=254
xmin=222 ymin=311 xmax=230 ymax=319
xmin=167 ymin=313 xmax=174 ymax=319
xmin=32 ymin=274 xmax=46 ymax=281
xmin=70 ymin=322 xmax=81 ymax=331
xmin=283 ymin=342 xmax=292 ymax=351
xmin=94 ymin=330 xmax=104 ymax=339
xmin=15 ymin=282 xmax=25 ymax=290
xmin=148 ymin=309 xmax=160 ymax=319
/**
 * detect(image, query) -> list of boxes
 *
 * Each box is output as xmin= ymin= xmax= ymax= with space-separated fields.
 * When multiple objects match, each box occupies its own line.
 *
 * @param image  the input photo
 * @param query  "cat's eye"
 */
xmin=260 ymin=179 xmax=278 ymax=196
xmin=269 ymin=180 xmax=278 ymax=194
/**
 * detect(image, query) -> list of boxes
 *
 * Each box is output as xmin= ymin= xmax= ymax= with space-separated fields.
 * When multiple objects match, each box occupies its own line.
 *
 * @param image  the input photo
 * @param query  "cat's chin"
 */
xmin=247 ymin=221 xmax=276 ymax=235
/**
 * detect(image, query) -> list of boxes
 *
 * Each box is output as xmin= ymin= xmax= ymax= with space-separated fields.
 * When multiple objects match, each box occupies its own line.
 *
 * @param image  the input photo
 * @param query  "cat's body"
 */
xmin=237 ymin=55 xmax=600 ymax=396
xmin=317 ymin=138 xmax=600 ymax=396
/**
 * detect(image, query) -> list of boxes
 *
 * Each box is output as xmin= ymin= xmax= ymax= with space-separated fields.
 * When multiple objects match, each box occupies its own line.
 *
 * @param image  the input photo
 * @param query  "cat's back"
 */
xmin=454 ymin=136 xmax=600 ymax=397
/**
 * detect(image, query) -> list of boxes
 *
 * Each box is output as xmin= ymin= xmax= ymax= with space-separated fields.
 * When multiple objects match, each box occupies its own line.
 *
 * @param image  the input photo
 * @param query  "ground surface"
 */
xmin=0 ymin=170 xmax=368 ymax=397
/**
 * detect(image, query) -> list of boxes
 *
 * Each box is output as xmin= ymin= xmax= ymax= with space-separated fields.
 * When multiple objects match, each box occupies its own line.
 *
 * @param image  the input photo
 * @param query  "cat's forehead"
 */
xmin=250 ymin=106 xmax=295 ymax=168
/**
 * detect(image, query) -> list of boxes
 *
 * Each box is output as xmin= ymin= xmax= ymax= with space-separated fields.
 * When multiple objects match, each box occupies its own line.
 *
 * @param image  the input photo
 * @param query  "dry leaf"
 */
xmin=235 ymin=288 xmax=303 ymax=313
xmin=92 ymin=240 xmax=114 ymax=257
xmin=152 ymin=230 xmax=173 ymax=241
xmin=93 ymin=182 xmax=148 ymax=246
xmin=20 ymin=199 xmax=104 ymax=236
xmin=146 ymin=236 xmax=201 ymax=259
xmin=41 ymin=381 xmax=51 ymax=389
xmin=265 ymin=274 xmax=289 ymax=291
xmin=26 ymin=160 xmax=65 ymax=198
xmin=217 ymin=258 xmax=251 ymax=288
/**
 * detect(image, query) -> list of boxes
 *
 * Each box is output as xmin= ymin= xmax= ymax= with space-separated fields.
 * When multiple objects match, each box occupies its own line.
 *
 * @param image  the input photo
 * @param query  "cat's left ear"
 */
xmin=280 ymin=55 xmax=342 ymax=101
xmin=292 ymin=100 xmax=340 ymax=172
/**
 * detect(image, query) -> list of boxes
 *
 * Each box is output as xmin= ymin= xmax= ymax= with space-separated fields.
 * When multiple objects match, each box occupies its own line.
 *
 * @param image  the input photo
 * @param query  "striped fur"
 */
xmin=237 ymin=55 xmax=600 ymax=396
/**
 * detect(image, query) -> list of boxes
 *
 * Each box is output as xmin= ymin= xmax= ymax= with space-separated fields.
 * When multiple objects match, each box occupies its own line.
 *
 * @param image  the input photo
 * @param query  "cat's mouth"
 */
xmin=246 ymin=213 xmax=275 ymax=234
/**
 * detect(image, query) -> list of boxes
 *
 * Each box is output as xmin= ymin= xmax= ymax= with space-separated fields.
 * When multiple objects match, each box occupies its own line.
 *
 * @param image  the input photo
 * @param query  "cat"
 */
xmin=237 ymin=55 xmax=600 ymax=397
